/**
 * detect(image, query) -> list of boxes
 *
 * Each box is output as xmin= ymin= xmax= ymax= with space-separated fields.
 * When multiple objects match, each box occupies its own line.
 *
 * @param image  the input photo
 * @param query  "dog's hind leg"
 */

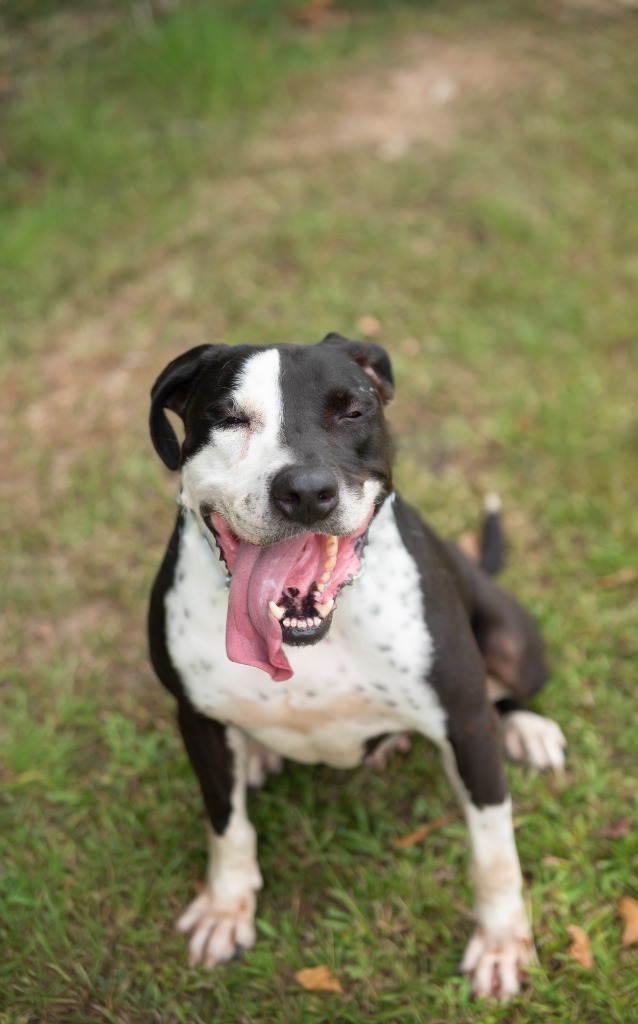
xmin=175 ymin=703 xmax=263 ymax=967
xmin=495 ymin=700 xmax=566 ymax=772
xmin=246 ymin=737 xmax=283 ymax=790
xmin=445 ymin=544 xmax=566 ymax=772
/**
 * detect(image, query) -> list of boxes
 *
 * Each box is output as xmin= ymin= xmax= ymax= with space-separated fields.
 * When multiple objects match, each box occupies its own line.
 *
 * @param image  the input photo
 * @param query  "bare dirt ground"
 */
xmin=6 ymin=26 xmax=545 ymax=469
xmin=259 ymin=27 xmax=540 ymax=163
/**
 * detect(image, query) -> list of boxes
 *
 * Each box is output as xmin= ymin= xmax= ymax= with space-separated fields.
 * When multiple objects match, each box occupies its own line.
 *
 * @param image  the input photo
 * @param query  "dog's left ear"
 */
xmin=150 ymin=344 xmax=224 ymax=470
xmin=320 ymin=332 xmax=394 ymax=404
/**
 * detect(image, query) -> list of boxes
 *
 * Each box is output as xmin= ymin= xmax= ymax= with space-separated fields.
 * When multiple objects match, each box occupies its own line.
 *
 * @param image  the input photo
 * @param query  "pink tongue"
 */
xmin=226 ymin=534 xmax=318 ymax=681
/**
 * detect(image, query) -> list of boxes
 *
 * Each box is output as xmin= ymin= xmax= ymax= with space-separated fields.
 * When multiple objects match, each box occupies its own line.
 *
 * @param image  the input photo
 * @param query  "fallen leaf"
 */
xmin=542 ymin=855 xmax=570 ymax=867
xmin=567 ymin=924 xmax=594 ymax=969
xmin=619 ymin=897 xmax=638 ymax=947
xmin=291 ymin=0 xmax=334 ymax=28
xmin=393 ymin=812 xmax=457 ymax=849
xmin=594 ymin=818 xmax=632 ymax=839
xmin=598 ymin=567 xmax=637 ymax=589
xmin=295 ymin=965 xmax=343 ymax=993
xmin=356 ymin=314 xmax=381 ymax=338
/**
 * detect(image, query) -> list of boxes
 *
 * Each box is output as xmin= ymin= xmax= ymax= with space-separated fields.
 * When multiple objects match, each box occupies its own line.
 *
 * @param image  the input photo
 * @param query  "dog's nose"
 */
xmin=271 ymin=466 xmax=339 ymax=524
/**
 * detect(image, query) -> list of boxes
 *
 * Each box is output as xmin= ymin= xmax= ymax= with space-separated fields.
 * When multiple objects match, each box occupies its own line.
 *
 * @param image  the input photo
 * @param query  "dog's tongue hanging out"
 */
xmin=211 ymin=513 xmax=368 ymax=681
xmin=226 ymin=535 xmax=309 ymax=681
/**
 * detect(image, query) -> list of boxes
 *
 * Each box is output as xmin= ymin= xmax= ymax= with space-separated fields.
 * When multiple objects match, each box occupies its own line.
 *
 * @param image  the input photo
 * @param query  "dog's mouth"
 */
xmin=204 ymin=510 xmax=371 ymax=682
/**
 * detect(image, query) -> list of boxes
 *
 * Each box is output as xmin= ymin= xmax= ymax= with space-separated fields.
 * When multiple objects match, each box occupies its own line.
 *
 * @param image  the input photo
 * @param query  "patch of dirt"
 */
xmin=257 ymin=28 xmax=541 ymax=164
xmin=560 ymin=0 xmax=638 ymax=11
xmin=5 ymin=26 xmax=545 ymax=472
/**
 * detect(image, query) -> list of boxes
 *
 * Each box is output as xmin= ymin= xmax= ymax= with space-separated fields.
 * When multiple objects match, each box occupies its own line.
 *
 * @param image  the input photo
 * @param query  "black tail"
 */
xmin=479 ymin=493 xmax=505 ymax=576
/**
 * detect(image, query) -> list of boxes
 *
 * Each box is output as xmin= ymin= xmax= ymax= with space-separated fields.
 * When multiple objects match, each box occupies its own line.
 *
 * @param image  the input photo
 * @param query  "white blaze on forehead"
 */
xmin=233 ymin=347 xmax=283 ymax=438
xmin=180 ymin=347 xmax=289 ymax=541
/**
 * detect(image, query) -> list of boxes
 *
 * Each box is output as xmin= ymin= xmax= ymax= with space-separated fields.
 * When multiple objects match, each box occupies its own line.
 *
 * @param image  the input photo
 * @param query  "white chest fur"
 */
xmin=165 ymin=499 xmax=446 ymax=768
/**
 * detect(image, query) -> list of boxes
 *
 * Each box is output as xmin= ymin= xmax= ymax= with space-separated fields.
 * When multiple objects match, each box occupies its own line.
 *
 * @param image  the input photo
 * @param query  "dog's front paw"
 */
xmin=460 ymin=917 xmax=535 ymax=1001
xmin=177 ymin=887 xmax=258 ymax=967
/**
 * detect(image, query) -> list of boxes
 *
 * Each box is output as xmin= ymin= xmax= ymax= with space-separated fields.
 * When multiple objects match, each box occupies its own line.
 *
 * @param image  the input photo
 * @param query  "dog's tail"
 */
xmin=479 ymin=493 xmax=505 ymax=576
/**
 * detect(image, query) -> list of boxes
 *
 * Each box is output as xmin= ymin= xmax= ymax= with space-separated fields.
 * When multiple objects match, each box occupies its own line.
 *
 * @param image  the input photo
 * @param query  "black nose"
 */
xmin=271 ymin=465 xmax=339 ymax=524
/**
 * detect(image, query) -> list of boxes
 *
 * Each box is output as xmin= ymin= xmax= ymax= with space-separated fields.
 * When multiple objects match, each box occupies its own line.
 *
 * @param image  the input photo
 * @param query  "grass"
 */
xmin=1 ymin=1 xmax=637 ymax=1021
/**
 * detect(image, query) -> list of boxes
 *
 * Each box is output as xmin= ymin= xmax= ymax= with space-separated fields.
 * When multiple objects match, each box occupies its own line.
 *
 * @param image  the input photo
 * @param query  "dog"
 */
xmin=148 ymin=334 xmax=565 ymax=1000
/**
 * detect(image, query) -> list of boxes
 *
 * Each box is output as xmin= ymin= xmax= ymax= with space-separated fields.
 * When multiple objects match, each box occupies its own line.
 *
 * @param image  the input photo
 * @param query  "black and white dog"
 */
xmin=148 ymin=334 xmax=565 ymax=1000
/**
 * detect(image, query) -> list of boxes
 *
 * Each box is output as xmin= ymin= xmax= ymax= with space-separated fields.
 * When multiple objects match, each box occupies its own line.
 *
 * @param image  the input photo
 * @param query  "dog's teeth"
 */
xmin=283 ymin=618 xmax=291 ymax=627
xmin=325 ymin=556 xmax=337 ymax=571
xmin=269 ymin=601 xmax=285 ymax=621
xmin=326 ymin=535 xmax=338 ymax=556
xmin=320 ymin=571 xmax=331 ymax=583
xmin=316 ymin=599 xmax=335 ymax=618
xmin=313 ymin=616 xmax=321 ymax=627
xmin=298 ymin=619 xmax=307 ymax=629
xmin=315 ymin=584 xmax=325 ymax=595
xmin=290 ymin=618 xmax=298 ymax=627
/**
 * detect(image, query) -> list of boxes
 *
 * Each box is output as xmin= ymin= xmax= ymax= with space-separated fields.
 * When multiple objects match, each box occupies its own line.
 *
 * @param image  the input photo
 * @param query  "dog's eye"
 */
xmin=218 ymin=414 xmax=249 ymax=428
xmin=342 ymin=409 xmax=364 ymax=421
xmin=207 ymin=405 xmax=250 ymax=428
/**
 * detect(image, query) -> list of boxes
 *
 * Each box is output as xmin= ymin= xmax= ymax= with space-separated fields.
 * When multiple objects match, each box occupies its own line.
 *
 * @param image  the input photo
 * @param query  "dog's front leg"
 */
xmin=441 ymin=704 xmax=534 ymax=1001
xmin=176 ymin=703 xmax=263 ymax=967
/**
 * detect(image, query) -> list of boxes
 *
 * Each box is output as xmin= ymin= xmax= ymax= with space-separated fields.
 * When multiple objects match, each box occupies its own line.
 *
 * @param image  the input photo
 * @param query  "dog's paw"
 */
xmin=364 ymin=732 xmax=411 ymax=771
xmin=177 ymin=888 xmax=258 ymax=967
xmin=461 ymin=920 xmax=536 ymax=1001
xmin=502 ymin=710 xmax=566 ymax=772
xmin=246 ymin=739 xmax=283 ymax=789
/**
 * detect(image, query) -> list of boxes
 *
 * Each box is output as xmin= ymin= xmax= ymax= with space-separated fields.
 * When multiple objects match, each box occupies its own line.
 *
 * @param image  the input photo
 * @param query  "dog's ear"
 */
xmin=150 ymin=344 xmax=222 ymax=470
xmin=320 ymin=332 xmax=394 ymax=404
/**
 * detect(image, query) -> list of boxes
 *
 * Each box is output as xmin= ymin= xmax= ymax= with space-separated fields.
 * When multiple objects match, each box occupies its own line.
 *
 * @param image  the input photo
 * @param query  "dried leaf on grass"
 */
xmin=567 ymin=924 xmax=594 ymax=969
xmin=356 ymin=314 xmax=382 ymax=337
xmin=295 ymin=965 xmax=343 ymax=993
xmin=619 ymin=897 xmax=638 ymax=947
xmin=598 ymin=567 xmax=637 ymax=589
xmin=393 ymin=812 xmax=457 ymax=849
xmin=594 ymin=817 xmax=632 ymax=839
xmin=291 ymin=0 xmax=334 ymax=28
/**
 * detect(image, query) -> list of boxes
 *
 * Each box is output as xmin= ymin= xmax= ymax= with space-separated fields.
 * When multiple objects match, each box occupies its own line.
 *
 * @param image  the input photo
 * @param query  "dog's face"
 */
xmin=150 ymin=334 xmax=394 ymax=679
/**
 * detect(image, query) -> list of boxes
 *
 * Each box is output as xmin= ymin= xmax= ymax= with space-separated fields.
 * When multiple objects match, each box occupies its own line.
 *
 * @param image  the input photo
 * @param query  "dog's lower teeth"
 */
xmin=313 ymin=616 xmax=321 ymax=627
xmin=283 ymin=618 xmax=291 ymax=627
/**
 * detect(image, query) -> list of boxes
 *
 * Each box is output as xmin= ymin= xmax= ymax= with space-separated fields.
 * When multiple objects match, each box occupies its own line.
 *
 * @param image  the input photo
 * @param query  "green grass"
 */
xmin=1 ymin=1 xmax=638 ymax=1021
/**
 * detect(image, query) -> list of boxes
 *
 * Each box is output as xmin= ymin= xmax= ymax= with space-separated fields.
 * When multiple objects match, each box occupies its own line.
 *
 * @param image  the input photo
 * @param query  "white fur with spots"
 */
xmin=166 ymin=496 xmax=443 ymax=768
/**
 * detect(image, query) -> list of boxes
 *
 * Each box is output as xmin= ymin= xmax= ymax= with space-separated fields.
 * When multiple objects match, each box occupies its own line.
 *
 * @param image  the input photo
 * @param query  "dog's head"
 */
xmin=150 ymin=334 xmax=394 ymax=680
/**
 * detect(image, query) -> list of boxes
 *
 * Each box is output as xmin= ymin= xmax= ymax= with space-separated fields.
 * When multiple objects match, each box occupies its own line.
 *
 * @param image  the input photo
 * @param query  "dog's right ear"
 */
xmin=320 ymin=332 xmax=394 ymax=404
xmin=150 ymin=344 xmax=219 ymax=470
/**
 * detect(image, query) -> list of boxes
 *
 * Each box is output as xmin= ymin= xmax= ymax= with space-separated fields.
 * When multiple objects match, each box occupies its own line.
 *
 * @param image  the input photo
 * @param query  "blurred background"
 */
xmin=1 ymin=2 xmax=637 ymax=1021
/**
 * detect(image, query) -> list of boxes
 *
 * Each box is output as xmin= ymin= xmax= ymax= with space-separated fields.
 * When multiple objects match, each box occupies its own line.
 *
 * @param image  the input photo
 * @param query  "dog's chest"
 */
xmin=165 ymin=501 xmax=445 ymax=767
